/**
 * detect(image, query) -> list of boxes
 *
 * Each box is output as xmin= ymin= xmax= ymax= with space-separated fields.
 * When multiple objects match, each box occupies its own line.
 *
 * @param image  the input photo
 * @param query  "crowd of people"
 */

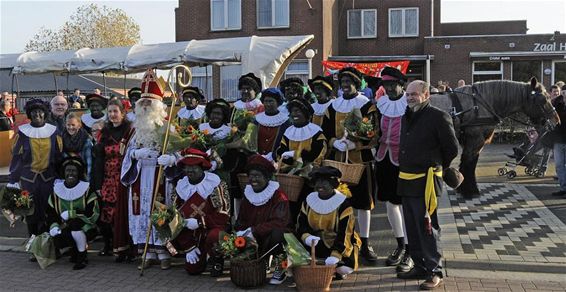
xmin=5 ymin=66 xmax=462 ymax=290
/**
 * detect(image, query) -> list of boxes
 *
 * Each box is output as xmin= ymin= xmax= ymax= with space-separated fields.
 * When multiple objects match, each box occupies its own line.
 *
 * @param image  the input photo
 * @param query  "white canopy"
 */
xmin=5 ymin=35 xmax=314 ymax=87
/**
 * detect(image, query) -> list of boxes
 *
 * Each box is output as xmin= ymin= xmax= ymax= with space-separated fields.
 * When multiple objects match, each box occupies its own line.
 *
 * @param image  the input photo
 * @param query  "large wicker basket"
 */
xmin=230 ymin=258 xmax=266 ymax=288
xmin=323 ymin=146 xmax=365 ymax=185
xmin=292 ymin=239 xmax=336 ymax=291
xmin=275 ymin=173 xmax=304 ymax=202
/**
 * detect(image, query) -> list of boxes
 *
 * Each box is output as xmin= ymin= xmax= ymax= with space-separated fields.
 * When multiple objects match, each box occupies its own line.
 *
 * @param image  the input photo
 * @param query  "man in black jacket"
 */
xmin=396 ymin=80 xmax=459 ymax=290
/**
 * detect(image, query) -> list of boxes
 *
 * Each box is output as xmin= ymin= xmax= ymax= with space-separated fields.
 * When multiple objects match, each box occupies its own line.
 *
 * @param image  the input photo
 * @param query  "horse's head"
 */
xmin=523 ymin=77 xmax=560 ymax=129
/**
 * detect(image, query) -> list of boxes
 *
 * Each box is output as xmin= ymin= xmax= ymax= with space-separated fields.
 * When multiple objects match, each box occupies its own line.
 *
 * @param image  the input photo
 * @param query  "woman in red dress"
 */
xmin=92 ymin=99 xmax=134 ymax=262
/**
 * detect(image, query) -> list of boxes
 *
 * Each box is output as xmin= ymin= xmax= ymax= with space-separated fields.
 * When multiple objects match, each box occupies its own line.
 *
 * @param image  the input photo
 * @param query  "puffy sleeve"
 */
xmin=250 ymin=191 xmax=290 ymax=238
xmin=329 ymin=200 xmax=357 ymax=260
xmin=300 ymin=131 xmax=327 ymax=166
xmin=8 ymin=132 xmax=23 ymax=184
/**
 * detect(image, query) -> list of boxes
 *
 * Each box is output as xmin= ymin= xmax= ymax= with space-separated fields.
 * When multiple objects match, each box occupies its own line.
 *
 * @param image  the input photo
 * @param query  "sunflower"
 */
xmin=234 ymin=236 xmax=246 ymax=248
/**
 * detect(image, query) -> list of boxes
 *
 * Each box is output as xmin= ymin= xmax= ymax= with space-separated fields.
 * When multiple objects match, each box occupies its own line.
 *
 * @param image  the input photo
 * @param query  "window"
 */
xmin=472 ymin=61 xmax=503 ymax=83
xmin=511 ymin=61 xmax=541 ymax=82
xmin=189 ymin=66 xmax=213 ymax=100
xmin=553 ymin=61 xmax=566 ymax=85
xmin=389 ymin=8 xmax=418 ymax=37
xmin=257 ymin=0 xmax=289 ymax=28
xmin=284 ymin=59 xmax=309 ymax=85
xmin=211 ymin=0 xmax=241 ymax=31
xmin=347 ymin=9 xmax=376 ymax=38
xmin=220 ymin=65 xmax=242 ymax=102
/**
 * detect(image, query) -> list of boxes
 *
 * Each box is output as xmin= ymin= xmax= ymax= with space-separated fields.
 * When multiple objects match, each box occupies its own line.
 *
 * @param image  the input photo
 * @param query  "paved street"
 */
xmin=1 ymin=144 xmax=565 ymax=291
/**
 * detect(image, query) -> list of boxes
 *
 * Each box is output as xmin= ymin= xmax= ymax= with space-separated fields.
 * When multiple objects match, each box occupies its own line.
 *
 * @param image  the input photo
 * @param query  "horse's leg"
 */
xmin=457 ymin=126 xmax=495 ymax=198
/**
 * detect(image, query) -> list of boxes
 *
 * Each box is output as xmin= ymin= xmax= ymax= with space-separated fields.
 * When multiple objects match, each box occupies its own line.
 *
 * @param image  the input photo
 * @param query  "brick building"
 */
xmin=175 ymin=0 xmax=566 ymax=100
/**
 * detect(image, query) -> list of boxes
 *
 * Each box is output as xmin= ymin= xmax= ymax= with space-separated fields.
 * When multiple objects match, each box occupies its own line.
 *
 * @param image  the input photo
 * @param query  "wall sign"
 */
xmin=533 ymin=42 xmax=566 ymax=52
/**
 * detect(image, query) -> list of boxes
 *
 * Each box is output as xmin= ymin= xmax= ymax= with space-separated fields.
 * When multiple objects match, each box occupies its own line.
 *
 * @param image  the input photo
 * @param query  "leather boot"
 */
xmin=73 ymin=251 xmax=88 ymax=270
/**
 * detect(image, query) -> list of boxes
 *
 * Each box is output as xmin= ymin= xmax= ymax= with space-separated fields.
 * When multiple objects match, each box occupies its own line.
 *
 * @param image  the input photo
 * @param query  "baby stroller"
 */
xmin=498 ymin=127 xmax=551 ymax=179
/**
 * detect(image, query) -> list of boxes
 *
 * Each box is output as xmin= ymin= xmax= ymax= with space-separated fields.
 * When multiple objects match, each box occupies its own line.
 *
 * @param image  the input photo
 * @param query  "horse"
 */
xmin=429 ymin=77 xmax=560 ymax=198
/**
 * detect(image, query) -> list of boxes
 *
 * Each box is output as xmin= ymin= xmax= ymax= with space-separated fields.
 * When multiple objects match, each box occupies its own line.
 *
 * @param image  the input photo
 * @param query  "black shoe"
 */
xmin=551 ymin=190 xmax=566 ymax=196
xmin=386 ymin=247 xmax=405 ymax=266
xmin=397 ymin=266 xmax=428 ymax=280
xmin=333 ymin=272 xmax=347 ymax=281
xmin=396 ymin=252 xmax=414 ymax=273
xmin=73 ymin=251 xmax=88 ymax=270
xmin=360 ymin=245 xmax=378 ymax=262
xmin=69 ymin=248 xmax=78 ymax=263
xmin=98 ymin=246 xmax=112 ymax=256
xmin=115 ymin=254 xmax=126 ymax=263
xmin=209 ymin=257 xmax=224 ymax=277
xmin=29 ymin=255 xmax=37 ymax=262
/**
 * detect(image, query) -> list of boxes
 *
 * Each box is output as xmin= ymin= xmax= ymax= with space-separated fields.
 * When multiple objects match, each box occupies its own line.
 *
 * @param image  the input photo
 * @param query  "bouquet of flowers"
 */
xmin=231 ymin=109 xmax=255 ymax=133
xmin=167 ymin=123 xmax=212 ymax=152
xmin=343 ymin=112 xmax=376 ymax=141
xmin=216 ymin=231 xmax=258 ymax=261
xmin=150 ymin=202 xmax=185 ymax=242
xmin=0 ymin=186 xmax=34 ymax=216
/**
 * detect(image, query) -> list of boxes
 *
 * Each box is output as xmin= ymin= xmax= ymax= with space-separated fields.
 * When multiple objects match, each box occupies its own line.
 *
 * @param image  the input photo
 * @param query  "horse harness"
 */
xmin=448 ymin=85 xmax=502 ymax=128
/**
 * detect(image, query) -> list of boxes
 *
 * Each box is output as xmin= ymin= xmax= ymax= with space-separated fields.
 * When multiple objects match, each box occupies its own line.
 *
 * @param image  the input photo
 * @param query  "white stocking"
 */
xmin=386 ymin=202 xmax=405 ymax=238
xmin=145 ymin=252 xmax=157 ymax=260
xmin=356 ymin=209 xmax=371 ymax=238
xmin=71 ymin=230 xmax=87 ymax=252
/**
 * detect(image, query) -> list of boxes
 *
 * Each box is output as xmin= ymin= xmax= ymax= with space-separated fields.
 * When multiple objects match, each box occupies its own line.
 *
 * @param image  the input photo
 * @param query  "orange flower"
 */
xmin=367 ymin=130 xmax=375 ymax=138
xmin=157 ymin=218 xmax=165 ymax=226
xmin=21 ymin=190 xmax=30 ymax=197
xmin=362 ymin=117 xmax=369 ymax=123
xmin=223 ymin=235 xmax=230 ymax=241
xmin=188 ymin=125 xmax=194 ymax=131
xmin=234 ymin=236 xmax=246 ymax=248
xmin=281 ymin=260 xmax=288 ymax=269
xmin=202 ymin=129 xmax=209 ymax=135
xmin=191 ymin=134 xmax=197 ymax=141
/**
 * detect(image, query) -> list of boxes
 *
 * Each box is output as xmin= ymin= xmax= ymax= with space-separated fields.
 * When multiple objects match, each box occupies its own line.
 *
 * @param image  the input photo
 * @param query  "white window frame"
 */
xmin=190 ymin=66 xmax=213 ymax=100
xmin=210 ymin=0 xmax=241 ymax=31
xmin=257 ymin=0 xmax=290 ymax=29
xmin=347 ymin=9 xmax=377 ymax=39
xmin=284 ymin=59 xmax=309 ymax=83
xmin=388 ymin=7 xmax=419 ymax=38
xmin=472 ymin=61 xmax=503 ymax=82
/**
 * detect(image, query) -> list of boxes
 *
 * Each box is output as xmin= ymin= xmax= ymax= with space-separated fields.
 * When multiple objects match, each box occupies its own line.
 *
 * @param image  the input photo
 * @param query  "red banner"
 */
xmin=321 ymin=60 xmax=410 ymax=77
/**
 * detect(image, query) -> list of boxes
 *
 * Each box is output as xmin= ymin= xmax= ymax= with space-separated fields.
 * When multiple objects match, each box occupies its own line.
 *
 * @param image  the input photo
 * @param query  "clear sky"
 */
xmin=1 ymin=0 xmax=565 ymax=54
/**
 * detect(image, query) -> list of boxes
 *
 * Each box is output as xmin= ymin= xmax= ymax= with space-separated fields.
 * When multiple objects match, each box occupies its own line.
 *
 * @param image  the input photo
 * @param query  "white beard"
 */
xmin=133 ymin=99 xmax=167 ymax=149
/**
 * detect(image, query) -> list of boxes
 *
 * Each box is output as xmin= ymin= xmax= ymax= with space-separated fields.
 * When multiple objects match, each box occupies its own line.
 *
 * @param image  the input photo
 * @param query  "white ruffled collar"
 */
xmin=311 ymin=100 xmax=333 ymax=116
xmin=53 ymin=180 xmax=90 ymax=201
xmin=377 ymin=94 xmax=407 ymax=118
xmin=199 ymin=123 xmax=231 ymax=140
xmin=177 ymin=105 xmax=206 ymax=120
xmin=176 ymin=172 xmax=221 ymax=201
xmin=333 ymin=93 xmax=369 ymax=113
xmin=81 ymin=113 xmax=106 ymax=128
xmin=19 ymin=123 xmax=56 ymax=138
xmin=255 ymin=111 xmax=288 ymax=127
xmin=234 ymin=98 xmax=262 ymax=110
xmin=244 ymin=181 xmax=279 ymax=207
xmin=284 ymin=123 xmax=321 ymax=141
xmin=306 ymin=191 xmax=347 ymax=215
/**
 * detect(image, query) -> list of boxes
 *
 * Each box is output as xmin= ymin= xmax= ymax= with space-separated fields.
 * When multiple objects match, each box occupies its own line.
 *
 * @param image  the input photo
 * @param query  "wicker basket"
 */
xmin=236 ymin=173 xmax=248 ymax=192
xmin=293 ymin=239 xmax=336 ymax=292
xmin=275 ymin=173 xmax=304 ymax=202
xmin=230 ymin=258 xmax=266 ymax=288
xmin=323 ymin=145 xmax=365 ymax=185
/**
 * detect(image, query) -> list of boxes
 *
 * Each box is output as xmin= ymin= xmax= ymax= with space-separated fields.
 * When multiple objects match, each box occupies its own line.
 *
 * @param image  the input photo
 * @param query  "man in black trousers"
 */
xmin=396 ymin=80 xmax=459 ymax=290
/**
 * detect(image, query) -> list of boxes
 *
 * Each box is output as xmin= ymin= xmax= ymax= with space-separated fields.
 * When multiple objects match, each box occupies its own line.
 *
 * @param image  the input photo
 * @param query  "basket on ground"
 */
xmin=292 ymin=239 xmax=336 ymax=291
xmin=322 ymin=146 xmax=365 ymax=185
xmin=230 ymin=258 xmax=266 ymax=288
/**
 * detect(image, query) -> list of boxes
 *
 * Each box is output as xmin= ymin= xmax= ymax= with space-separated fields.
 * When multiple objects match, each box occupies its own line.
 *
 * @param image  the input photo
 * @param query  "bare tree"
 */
xmin=25 ymin=3 xmax=140 ymax=52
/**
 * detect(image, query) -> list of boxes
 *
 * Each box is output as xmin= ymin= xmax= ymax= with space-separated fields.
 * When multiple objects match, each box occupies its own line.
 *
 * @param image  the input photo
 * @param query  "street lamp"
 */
xmin=305 ymin=49 xmax=316 ymax=79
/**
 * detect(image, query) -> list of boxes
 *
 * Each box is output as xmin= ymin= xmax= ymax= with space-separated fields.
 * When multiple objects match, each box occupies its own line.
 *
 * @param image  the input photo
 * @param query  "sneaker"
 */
xmin=269 ymin=264 xmax=287 ymax=285
xmin=396 ymin=253 xmax=414 ymax=273
xmin=386 ymin=247 xmax=405 ymax=266
xmin=419 ymin=274 xmax=444 ymax=290
xmin=360 ymin=245 xmax=378 ymax=262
